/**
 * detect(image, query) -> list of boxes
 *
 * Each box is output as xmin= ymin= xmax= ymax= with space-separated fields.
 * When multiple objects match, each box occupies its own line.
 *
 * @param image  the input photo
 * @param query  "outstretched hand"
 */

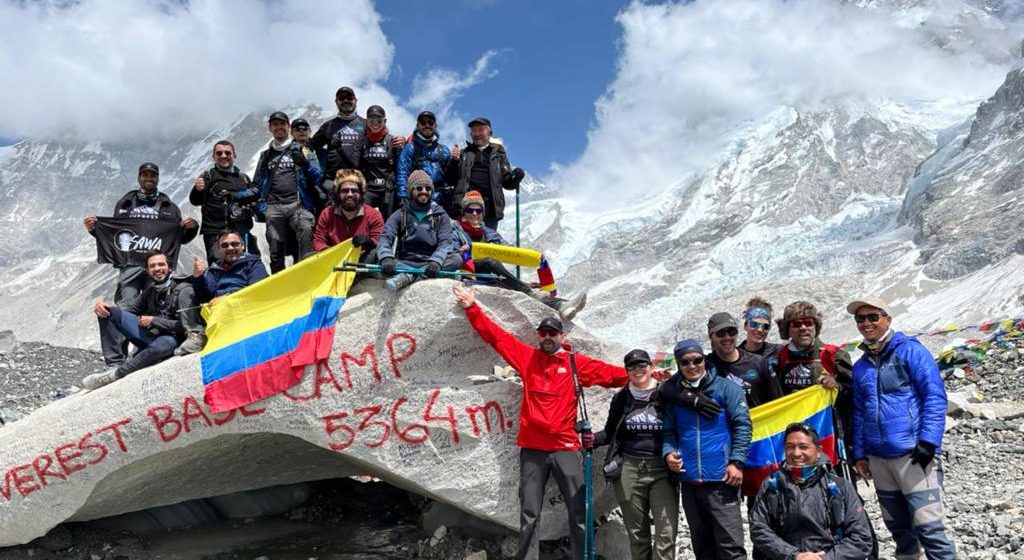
xmin=453 ymin=285 xmax=476 ymax=309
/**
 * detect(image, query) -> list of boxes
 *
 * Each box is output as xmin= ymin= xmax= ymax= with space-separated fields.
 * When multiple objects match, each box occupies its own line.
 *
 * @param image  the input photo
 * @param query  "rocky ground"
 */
xmin=1 ymin=335 xmax=1023 ymax=559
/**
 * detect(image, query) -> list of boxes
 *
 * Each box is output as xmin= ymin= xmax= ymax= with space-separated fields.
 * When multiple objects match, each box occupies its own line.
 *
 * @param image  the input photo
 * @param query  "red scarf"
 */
xmin=367 ymin=126 xmax=389 ymax=144
xmin=460 ymin=219 xmax=485 ymax=241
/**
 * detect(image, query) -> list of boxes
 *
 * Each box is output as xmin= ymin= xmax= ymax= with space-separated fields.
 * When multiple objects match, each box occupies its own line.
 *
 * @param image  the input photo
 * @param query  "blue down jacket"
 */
xmin=851 ymin=331 xmax=947 ymax=459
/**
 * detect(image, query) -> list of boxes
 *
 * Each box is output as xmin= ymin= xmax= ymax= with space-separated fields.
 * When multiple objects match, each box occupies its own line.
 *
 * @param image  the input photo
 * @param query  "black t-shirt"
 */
xmin=618 ymin=394 xmax=665 ymax=458
xmin=266 ymin=149 xmax=299 ymax=204
xmin=706 ymin=350 xmax=783 ymax=408
xmin=740 ymin=340 xmax=783 ymax=374
xmin=361 ymin=134 xmax=396 ymax=192
xmin=776 ymin=345 xmax=820 ymax=395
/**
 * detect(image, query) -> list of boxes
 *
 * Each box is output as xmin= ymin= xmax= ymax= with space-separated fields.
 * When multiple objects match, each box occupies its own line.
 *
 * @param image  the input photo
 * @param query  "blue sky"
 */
xmin=376 ymin=0 xmax=622 ymax=176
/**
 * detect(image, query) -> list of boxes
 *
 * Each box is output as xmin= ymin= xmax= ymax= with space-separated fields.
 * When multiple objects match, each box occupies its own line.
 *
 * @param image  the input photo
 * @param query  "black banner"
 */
xmin=94 ymin=217 xmax=182 ymax=268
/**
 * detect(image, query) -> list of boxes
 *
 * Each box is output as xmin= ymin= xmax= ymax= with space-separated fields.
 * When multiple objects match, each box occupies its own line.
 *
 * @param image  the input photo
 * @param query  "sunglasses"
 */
xmin=789 ymin=318 xmax=815 ymax=329
xmin=219 ymin=241 xmax=242 ymax=249
xmin=464 ymin=207 xmax=483 ymax=215
xmin=337 ymin=188 xmax=360 ymax=194
xmin=418 ymin=119 xmax=436 ymax=126
xmin=412 ymin=185 xmax=433 ymax=192
xmin=214 ymin=150 xmax=233 ymax=156
xmin=626 ymin=362 xmax=651 ymax=371
xmin=292 ymin=126 xmax=309 ymax=132
xmin=855 ymin=312 xmax=886 ymax=324
xmin=536 ymin=329 xmax=561 ymax=338
xmin=713 ymin=328 xmax=738 ymax=338
xmin=677 ymin=355 xmax=704 ymax=367
xmin=748 ymin=321 xmax=771 ymax=332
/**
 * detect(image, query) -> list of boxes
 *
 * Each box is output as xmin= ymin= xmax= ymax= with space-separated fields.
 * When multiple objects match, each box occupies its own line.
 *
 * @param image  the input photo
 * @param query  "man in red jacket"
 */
xmin=312 ymin=169 xmax=384 ymax=261
xmin=454 ymin=285 xmax=628 ymax=560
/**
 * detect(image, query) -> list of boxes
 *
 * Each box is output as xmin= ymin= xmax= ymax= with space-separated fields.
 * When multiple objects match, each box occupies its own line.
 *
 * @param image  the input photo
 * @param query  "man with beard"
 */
xmin=705 ymin=312 xmax=782 ymax=408
xmin=749 ymin=423 xmax=874 ymax=560
xmin=453 ymin=284 xmax=628 ymax=560
xmin=189 ymin=140 xmax=260 ymax=260
xmin=397 ymin=111 xmax=454 ymax=211
xmin=848 ymin=298 xmax=956 ymax=560
xmin=312 ymin=169 xmax=384 ymax=261
xmin=191 ymin=231 xmax=269 ymax=303
xmin=84 ymin=162 xmax=199 ymax=368
xmin=376 ymin=170 xmax=462 ymax=292
xmin=739 ymin=297 xmax=782 ymax=373
xmin=83 ymin=253 xmax=198 ymax=390
xmin=359 ymin=105 xmax=403 ymax=218
xmin=254 ymin=111 xmax=324 ymax=273
xmin=447 ymin=116 xmax=525 ymax=228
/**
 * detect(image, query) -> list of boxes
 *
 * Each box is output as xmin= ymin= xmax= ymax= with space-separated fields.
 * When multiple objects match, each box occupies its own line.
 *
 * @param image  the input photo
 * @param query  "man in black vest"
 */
xmin=448 ymin=117 xmax=525 ymax=228
xmin=189 ymin=140 xmax=260 ymax=260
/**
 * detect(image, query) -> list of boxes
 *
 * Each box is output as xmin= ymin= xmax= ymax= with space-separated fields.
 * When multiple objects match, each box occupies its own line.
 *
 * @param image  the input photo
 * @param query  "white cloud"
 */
xmin=407 ymin=50 xmax=504 ymax=146
xmin=552 ymin=0 xmax=1024 ymax=206
xmin=0 ymin=0 xmax=394 ymax=140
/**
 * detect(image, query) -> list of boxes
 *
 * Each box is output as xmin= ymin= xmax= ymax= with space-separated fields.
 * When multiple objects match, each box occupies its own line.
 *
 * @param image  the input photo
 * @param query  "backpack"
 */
xmin=763 ymin=469 xmax=846 ymax=542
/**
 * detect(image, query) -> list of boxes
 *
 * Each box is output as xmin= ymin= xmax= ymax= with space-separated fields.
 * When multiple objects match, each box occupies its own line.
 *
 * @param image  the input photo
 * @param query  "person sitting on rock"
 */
xmin=453 ymin=284 xmax=628 ymax=560
xmin=749 ymin=422 xmax=874 ymax=560
xmin=453 ymin=190 xmax=586 ymax=320
xmin=312 ymin=169 xmax=384 ymax=260
xmin=739 ymin=296 xmax=782 ymax=372
xmin=84 ymin=252 xmax=200 ymax=390
xmin=191 ymin=231 xmax=269 ymax=304
xmin=376 ymin=170 xmax=462 ymax=292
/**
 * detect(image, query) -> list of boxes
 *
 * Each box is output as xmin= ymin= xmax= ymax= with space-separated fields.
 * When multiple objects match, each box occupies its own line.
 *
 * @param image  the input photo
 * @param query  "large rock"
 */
xmin=0 ymin=279 xmax=625 ymax=546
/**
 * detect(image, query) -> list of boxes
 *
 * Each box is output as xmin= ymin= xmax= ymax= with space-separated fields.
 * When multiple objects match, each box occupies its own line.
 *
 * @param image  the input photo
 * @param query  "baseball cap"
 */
xmin=537 ymin=317 xmax=563 ymax=333
xmin=707 ymin=312 xmax=739 ymax=334
xmin=290 ymin=118 xmax=310 ymax=129
xmin=268 ymin=111 xmax=289 ymax=124
xmin=138 ymin=162 xmax=159 ymax=175
xmin=336 ymin=86 xmax=355 ymax=98
xmin=468 ymin=116 xmax=491 ymax=128
xmin=367 ymin=105 xmax=386 ymax=119
xmin=623 ymin=349 xmax=652 ymax=367
xmin=846 ymin=297 xmax=890 ymax=315
xmin=417 ymin=110 xmax=437 ymax=122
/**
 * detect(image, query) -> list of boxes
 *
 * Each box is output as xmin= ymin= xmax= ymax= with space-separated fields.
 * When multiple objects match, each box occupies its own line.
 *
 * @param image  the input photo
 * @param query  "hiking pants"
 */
xmin=266 ymin=201 xmax=313 ymax=273
xmin=679 ymin=482 xmax=746 ymax=560
xmin=98 ymin=308 xmax=177 ymax=378
xmin=613 ymin=454 xmax=678 ymax=560
xmin=517 ymin=448 xmax=585 ymax=560
xmin=474 ymin=258 xmax=533 ymax=295
xmin=174 ymin=283 xmax=203 ymax=335
xmin=101 ymin=266 xmax=150 ymax=366
xmin=870 ymin=454 xmax=956 ymax=560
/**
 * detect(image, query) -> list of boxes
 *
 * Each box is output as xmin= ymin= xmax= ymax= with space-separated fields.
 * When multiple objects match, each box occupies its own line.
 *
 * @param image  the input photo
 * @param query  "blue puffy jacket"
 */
xmin=396 ymin=133 xmax=452 ymax=199
xmin=851 ymin=331 xmax=946 ymax=459
xmin=661 ymin=371 xmax=752 ymax=484
xmin=194 ymin=254 xmax=269 ymax=303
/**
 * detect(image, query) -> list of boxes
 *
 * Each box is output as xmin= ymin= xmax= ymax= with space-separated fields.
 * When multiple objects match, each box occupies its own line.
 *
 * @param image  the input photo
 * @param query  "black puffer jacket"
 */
xmin=446 ymin=142 xmax=520 ymax=220
xmin=749 ymin=463 xmax=873 ymax=560
xmin=123 ymin=279 xmax=191 ymax=341
xmin=188 ymin=166 xmax=259 ymax=234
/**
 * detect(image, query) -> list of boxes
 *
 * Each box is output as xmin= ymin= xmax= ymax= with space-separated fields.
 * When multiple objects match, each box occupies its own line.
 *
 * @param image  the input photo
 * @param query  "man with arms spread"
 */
xmin=454 ymin=285 xmax=626 ymax=560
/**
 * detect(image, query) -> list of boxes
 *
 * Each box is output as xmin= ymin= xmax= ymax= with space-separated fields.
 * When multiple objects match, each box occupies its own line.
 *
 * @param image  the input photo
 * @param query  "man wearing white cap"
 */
xmin=847 ymin=297 xmax=956 ymax=560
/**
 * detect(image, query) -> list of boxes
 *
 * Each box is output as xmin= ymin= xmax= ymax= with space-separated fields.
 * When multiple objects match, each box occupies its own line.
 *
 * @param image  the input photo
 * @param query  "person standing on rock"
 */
xmin=253 ymin=111 xmax=324 ymax=273
xmin=453 ymin=190 xmax=586 ymax=320
xmin=446 ymin=116 xmax=525 ymax=227
xmin=739 ymin=297 xmax=782 ymax=373
xmin=706 ymin=311 xmax=783 ymax=409
xmin=848 ymin=297 xmax=957 ymax=560
xmin=749 ymin=422 xmax=874 ymax=559
xmin=397 ymin=111 xmax=455 ymax=211
xmin=660 ymin=338 xmax=751 ymax=560
xmin=453 ymin=284 xmax=628 ymax=560
xmin=593 ymin=349 xmax=677 ymax=560
xmin=377 ymin=170 xmax=462 ymax=292
xmin=83 ymin=252 xmax=199 ymax=390
xmin=189 ymin=140 xmax=261 ymax=261
xmin=359 ymin=104 xmax=403 ymax=219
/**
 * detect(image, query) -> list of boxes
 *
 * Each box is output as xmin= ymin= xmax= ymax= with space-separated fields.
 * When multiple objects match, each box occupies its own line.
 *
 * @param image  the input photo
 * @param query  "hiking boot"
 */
xmin=385 ymin=273 xmax=415 ymax=293
xmin=82 ymin=367 xmax=121 ymax=391
xmin=174 ymin=331 xmax=207 ymax=356
xmin=550 ymin=292 xmax=588 ymax=321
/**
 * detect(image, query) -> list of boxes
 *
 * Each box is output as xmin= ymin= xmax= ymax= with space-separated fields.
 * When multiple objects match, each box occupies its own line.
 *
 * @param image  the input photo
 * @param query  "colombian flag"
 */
xmin=743 ymin=385 xmax=838 ymax=498
xmin=470 ymin=242 xmax=558 ymax=295
xmin=200 ymin=241 xmax=359 ymax=413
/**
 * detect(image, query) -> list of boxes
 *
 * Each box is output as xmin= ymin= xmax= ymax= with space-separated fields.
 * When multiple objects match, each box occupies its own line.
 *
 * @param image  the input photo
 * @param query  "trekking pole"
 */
xmin=333 ymin=262 xmax=503 ymax=281
xmin=568 ymin=354 xmax=596 ymax=560
xmin=515 ymin=186 xmax=521 ymax=281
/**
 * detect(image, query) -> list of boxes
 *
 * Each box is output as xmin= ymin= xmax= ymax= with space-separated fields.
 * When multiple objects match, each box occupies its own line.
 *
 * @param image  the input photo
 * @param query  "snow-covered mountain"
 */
xmin=1 ymin=1 xmax=1023 ymax=353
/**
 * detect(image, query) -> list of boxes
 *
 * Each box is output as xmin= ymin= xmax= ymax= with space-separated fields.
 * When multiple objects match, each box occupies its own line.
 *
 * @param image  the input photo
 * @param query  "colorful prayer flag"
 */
xmin=742 ymin=385 xmax=838 ymax=498
xmin=200 ymin=241 xmax=359 ymax=413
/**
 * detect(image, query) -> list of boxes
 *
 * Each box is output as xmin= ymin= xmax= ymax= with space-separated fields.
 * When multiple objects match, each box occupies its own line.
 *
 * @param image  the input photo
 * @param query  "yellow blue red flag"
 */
xmin=200 ymin=241 xmax=358 ymax=413
xmin=743 ymin=385 xmax=838 ymax=497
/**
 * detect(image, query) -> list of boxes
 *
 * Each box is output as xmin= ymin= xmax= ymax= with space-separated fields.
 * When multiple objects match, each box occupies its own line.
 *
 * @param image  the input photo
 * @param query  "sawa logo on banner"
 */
xmin=94 ymin=217 xmax=182 ymax=267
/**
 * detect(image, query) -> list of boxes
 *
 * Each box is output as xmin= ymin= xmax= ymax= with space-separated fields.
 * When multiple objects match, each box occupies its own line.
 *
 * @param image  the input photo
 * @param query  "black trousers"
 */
xmin=517 ymin=449 xmax=586 ymax=560
xmin=474 ymin=258 xmax=532 ymax=294
xmin=679 ymin=483 xmax=746 ymax=560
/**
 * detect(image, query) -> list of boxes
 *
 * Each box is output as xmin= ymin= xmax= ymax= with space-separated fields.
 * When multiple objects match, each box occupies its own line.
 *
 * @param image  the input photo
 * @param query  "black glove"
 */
xmin=511 ymin=167 xmax=525 ymax=182
xmin=351 ymin=234 xmax=371 ymax=249
xmin=679 ymin=387 xmax=722 ymax=419
xmin=380 ymin=258 xmax=396 ymax=276
xmin=910 ymin=441 xmax=936 ymax=470
xmin=290 ymin=146 xmax=309 ymax=169
xmin=424 ymin=261 xmax=441 ymax=278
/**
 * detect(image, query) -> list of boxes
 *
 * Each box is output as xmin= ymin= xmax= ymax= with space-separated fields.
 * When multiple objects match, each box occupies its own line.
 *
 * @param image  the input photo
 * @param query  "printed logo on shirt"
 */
xmin=624 ymin=407 xmax=663 ymax=433
xmin=783 ymin=364 xmax=815 ymax=389
xmin=727 ymin=373 xmax=753 ymax=395
xmin=267 ymin=153 xmax=296 ymax=174
xmin=556 ymin=367 xmax=568 ymax=375
xmin=366 ymin=143 xmax=390 ymax=160
xmin=115 ymin=230 xmax=163 ymax=253
xmin=120 ymin=205 xmax=161 ymax=220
